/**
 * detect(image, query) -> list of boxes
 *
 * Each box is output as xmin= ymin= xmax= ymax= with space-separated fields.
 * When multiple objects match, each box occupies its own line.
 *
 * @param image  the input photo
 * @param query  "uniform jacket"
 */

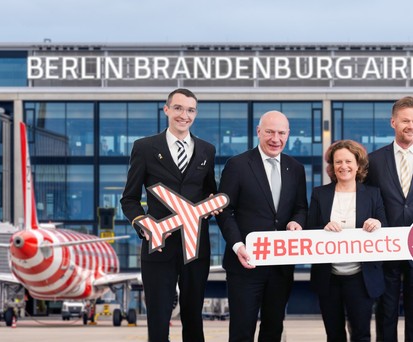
xmin=120 ymin=130 xmax=217 ymax=262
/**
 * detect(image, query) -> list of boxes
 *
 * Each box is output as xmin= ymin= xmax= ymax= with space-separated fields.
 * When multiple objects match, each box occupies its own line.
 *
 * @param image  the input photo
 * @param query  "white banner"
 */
xmin=245 ymin=226 xmax=413 ymax=266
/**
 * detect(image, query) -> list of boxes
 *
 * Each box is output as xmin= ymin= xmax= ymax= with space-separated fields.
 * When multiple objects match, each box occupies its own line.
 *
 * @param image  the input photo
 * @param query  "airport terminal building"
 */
xmin=1 ymin=42 xmax=413 ymax=313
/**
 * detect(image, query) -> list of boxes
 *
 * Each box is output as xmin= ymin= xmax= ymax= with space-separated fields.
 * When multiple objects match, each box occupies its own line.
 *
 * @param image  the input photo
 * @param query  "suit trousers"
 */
xmin=376 ymin=260 xmax=413 ymax=342
xmin=318 ymin=272 xmax=375 ymax=342
xmin=141 ymin=254 xmax=210 ymax=342
xmin=226 ymin=266 xmax=294 ymax=342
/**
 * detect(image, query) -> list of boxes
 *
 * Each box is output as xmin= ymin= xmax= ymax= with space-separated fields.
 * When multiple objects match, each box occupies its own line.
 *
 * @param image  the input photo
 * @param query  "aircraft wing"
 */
xmin=0 ymin=272 xmax=20 ymax=284
xmin=93 ymin=273 xmax=141 ymax=288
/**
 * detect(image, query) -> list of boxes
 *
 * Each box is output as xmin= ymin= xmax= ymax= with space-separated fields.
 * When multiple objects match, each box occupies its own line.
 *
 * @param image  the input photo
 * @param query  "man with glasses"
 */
xmin=121 ymin=88 xmax=217 ymax=342
xmin=217 ymin=111 xmax=308 ymax=341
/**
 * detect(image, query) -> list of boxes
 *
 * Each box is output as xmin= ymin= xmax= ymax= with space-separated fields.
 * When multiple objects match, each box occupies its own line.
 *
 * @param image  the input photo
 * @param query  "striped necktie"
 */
xmin=176 ymin=140 xmax=188 ymax=173
xmin=267 ymin=158 xmax=281 ymax=211
xmin=400 ymin=149 xmax=411 ymax=197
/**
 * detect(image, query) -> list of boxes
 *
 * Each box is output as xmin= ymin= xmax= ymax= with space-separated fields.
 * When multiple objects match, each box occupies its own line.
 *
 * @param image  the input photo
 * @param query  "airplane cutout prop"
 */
xmin=135 ymin=184 xmax=229 ymax=264
xmin=0 ymin=122 xmax=138 ymax=327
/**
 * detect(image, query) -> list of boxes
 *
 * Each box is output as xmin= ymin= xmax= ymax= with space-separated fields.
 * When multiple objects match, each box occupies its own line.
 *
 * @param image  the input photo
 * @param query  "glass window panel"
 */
xmin=373 ymin=102 xmax=393 ymax=150
xmin=34 ymin=164 xmax=68 ymax=221
xmin=35 ymin=164 xmax=94 ymax=221
xmin=25 ymin=102 xmax=94 ymax=157
xmin=100 ymin=165 xmax=129 ymax=220
xmin=126 ymin=103 xmax=159 ymax=156
xmin=192 ymin=103 xmax=220 ymax=151
xmin=334 ymin=101 xmax=394 ymax=153
xmin=67 ymin=103 xmax=94 ymax=156
xmin=34 ymin=102 xmax=66 ymax=134
xmin=220 ymin=103 xmax=248 ymax=156
xmin=114 ymin=225 xmax=140 ymax=269
xmin=282 ymin=103 xmax=313 ymax=156
xmin=313 ymin=109 xmax=322 ymax=144
xmin=194 ymin=102 xmax=248 ymax=156
xmin=333 ymin=108 xmax=343 ymax=141
xmin=343 ymin=103 xmax=374 ymax=148
xmin=64 ymin=224 xmax=93 ymax=235
xmin=67 ymin=165 xmax=94 ymax=220
xmin=0 ymin=52 xmax=27 ymax=87
xmin=100 ymin=103 xmax=127 ymax=156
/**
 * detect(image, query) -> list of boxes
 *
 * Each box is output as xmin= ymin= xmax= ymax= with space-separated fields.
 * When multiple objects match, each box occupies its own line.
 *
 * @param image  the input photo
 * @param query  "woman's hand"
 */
xmin=324 ymin=221 xmax=343 ymax=232
xmin=362 ymin=218 xmax=381 ymax=232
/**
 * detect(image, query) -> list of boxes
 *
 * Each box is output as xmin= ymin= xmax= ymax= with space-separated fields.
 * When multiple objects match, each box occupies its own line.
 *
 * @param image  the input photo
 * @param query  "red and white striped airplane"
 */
xmin=0 ymin=122 xmax=138 ymax=326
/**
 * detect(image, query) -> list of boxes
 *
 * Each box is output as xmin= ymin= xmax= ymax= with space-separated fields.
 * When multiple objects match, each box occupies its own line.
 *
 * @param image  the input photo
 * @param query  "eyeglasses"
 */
xmin=168 ymin=105 xmax=198 ymax=116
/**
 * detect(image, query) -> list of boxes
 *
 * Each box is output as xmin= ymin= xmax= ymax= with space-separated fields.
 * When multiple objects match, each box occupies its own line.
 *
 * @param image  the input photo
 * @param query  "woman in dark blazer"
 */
xmin=308 ymin=140 xmax=388 ymax=342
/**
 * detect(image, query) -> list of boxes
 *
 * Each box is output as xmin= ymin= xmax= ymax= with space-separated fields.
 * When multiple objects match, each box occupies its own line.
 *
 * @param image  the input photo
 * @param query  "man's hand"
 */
xmin=286 ymin=221 xmax=303 ymax=231
xmin=140 ymin=228 xmax=171 ymax=252
xmin=204 ymin=193 xmax=223 ymax=218
xmin=236 ymin=245 xmax=255 ymax=269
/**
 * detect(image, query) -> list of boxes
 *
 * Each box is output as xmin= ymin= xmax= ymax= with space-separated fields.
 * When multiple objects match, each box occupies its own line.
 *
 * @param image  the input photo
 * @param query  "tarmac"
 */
xmin=0 ymin=315 xmax=406 ymax=341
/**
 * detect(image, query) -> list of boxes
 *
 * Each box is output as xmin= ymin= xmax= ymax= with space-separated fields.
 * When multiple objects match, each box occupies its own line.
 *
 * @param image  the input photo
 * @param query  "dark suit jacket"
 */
xmin=366 ymin=142 xmax=413 ymax=268
xmin=308 ymin=182 xmax=387 ymax=298
xmin=120 ymin=130 xmax=217 ymax=262
xmin=216 ymin=147 xmax=308 ymax=275
xmin=367 ymin=142 xmax=413 ymax=227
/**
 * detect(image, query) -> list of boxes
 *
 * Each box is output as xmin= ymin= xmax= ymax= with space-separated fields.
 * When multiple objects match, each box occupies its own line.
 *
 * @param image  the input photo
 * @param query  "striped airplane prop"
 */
xmin=135 ymin=183 xmax=229 ymax=264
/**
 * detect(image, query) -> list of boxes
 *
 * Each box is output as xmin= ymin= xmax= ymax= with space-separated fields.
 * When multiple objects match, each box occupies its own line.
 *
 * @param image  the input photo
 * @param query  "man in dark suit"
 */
xmin=367 ymin=96 xmax=413 ymax=342
xmin=120 ymin=88 xmax=217 ymax=342
xmin=216 ymin=111 xmax=308 ymax=342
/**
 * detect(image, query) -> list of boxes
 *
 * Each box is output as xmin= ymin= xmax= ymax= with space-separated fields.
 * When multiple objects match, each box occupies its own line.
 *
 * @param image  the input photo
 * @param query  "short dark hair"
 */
xmin=392 ymin=96 xmax=413 ymax=117
xmin=325 ymin=140 xmax=368 ymax=183
xmin=166 ymin=88 xmax=198 ymax=106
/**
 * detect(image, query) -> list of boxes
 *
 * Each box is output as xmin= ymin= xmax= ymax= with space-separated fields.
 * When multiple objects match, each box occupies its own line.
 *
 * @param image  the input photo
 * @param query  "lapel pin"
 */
xmin=158 ymin=153 xmax=163 ymax=160
xmin=201 ymin=160 xmax=207 ymax=166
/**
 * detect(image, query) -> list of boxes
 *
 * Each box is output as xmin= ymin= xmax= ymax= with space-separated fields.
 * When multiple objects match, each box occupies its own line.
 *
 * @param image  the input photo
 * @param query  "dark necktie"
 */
xmin=176 ymin=140 xmax=188 ymax=173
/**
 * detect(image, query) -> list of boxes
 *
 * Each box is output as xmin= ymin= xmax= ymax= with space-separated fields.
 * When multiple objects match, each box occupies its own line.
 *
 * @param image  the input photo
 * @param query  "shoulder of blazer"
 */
xmin=313 ymin=182 xmax=336 ymax=197
xmin=280 ymin=153 xmax=302 ymax=165
xmin=224 ymin=147 xmax=257 ymax=165
xmin=357 ymin=182 xmax=381 ymax=197
xmin=280 ymin=153 xmax=305 ymax=171
xmin=369 ymin=142 xmax=394 ymax=159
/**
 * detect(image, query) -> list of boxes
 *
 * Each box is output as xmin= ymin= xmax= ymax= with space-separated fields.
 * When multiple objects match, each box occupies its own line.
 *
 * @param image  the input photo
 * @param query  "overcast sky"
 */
xmin=1 ymin=0 xmax=412 ymax=44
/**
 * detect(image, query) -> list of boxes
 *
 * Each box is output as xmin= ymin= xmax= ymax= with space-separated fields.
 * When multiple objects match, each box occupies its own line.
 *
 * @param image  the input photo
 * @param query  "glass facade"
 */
xmin=0 ymin=51 xmax=27 ymax=87
xmin=333 ymin=101 xmax=394 ymax=151
xmin=24 ymin=100 xmax=323 ymax=269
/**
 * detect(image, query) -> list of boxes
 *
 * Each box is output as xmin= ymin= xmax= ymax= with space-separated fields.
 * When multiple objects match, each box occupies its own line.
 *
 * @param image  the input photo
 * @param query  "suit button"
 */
xmin=405 ymin=205 xmax=409 ymax=208
xmin=275 ymin=220 xmax=278 ymax=224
